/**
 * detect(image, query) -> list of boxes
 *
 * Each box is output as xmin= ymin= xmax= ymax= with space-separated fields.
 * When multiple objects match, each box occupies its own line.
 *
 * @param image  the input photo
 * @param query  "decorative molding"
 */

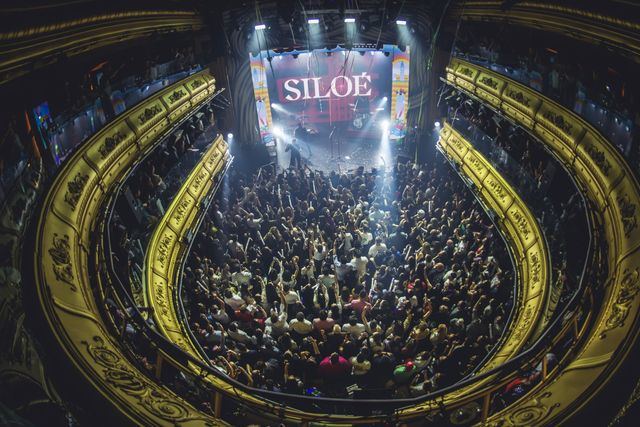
xmin=505 ymin=89 xmax=531 ymax=108
xmin=479 ymin=75 xmax=499 ymax=90
xmin=190 ymin=79 xmax=205 ymax=90
xmin=64 ymin=172 xmax=89 ymax=211
xmin=542 ymin=110 xmax=574 ymax=135
xmin=0 ymin=11 xmax=198 ymax=40
xmin=489 ymin=392 xmax=560 ymax=426
xmin=600 ymin=267 xmax=640 ymax=338
xmin=98 ymin=131 xmax=126 ymax=160
xmin=137 ymin=105 xmax=162 ymax=126
xmin=48 ymin=233 xmax=76 ymax=291
xmin=81 ymin=336 xmax=214 ymax=424
xmin=617 ymin=194 xmax=638 ymax=238
xmin=168 ymin=89 xmax=187 ymax=104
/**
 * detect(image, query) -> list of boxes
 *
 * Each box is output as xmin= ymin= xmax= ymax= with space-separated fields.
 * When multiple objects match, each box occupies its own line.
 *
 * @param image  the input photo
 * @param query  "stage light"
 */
xmin=344 ymin=17 xmax=356 ymax=23
xmin=434 ymin=121 xmax=441 ymax=128
xmin=227 ymin=133 xmax=234 ymax=139
xmin=380 ymin=119 xmax=390 ymax=130
xmin=255 ymin=23 xmax=266 ymax=30
xmin=308 ymin=18 xmax=319 ymax=24
xmin=396 ymin=19 xmax=407 ymax=25
xmin=383 ymin=96 xmax=388 ymax=102
xmin=273 ymin=126 xmax=284 ymax=137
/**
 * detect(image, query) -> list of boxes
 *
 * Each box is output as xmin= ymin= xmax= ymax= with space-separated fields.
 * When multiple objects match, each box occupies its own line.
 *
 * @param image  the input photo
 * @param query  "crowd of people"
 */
xmin=441 ymin=88 xmax=589 ymax=307
xmin=181 ymin=158 xmax=513 ymax=398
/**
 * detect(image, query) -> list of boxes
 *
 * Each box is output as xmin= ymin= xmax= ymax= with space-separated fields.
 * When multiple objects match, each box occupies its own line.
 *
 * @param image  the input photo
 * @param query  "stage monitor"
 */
xmin=250 ymin=45 xmax=409 ymax=144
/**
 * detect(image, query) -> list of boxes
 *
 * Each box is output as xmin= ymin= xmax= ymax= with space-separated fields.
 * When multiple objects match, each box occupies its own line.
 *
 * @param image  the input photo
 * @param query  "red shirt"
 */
xmin=318 ymin=356 xmax=351 ymax=378
xmin=349 ymin=298 xmax=371 ymax=314
xmin=234 ymin=309 xmax=253 ymax=323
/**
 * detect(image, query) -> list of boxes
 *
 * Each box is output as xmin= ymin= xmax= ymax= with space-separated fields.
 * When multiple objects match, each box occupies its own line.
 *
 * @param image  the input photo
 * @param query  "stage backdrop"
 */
xmin=250 ymin=45 xmax=410 ymax=143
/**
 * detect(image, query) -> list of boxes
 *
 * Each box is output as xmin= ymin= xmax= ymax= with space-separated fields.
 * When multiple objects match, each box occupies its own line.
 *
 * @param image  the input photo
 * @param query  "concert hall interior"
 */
xmin=1 ymin=1 xmax=640 ymax=426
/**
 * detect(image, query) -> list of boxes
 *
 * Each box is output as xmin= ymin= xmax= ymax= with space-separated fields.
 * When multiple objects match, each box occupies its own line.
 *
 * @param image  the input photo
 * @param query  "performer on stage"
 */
xmin=294 ymin=121 xmax=309 ymax=141
xmin=286 ymin=138 xmax=303 ymax=169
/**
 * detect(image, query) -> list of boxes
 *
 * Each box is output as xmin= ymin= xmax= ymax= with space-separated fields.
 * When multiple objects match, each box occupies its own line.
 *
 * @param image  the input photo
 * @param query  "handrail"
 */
xmin=444 ymin=57 xmax=640 ymax=425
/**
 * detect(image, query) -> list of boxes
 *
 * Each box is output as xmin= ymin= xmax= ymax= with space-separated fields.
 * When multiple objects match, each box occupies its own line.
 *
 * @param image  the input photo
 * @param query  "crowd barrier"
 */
xmin=445 ymin=57 xmax=640 ymax=425
xmin=30 ymin=69 xmax=224 ymax=425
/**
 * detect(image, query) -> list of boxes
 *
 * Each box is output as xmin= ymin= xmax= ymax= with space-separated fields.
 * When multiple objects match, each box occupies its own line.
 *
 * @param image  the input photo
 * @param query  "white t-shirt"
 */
xmin=224 ymin=294 xmax=245 ymax=310
xmin=289 ymin=318 xmax=313 ymax=335
xmin=284 ymin=290 xmax=300 ymax=305
xmin=343 ymin=233 xmax=353 ymax=252
xmin=265 ymin=312 xmax=288 ymax=336
xmin=368 ymin=243 xmax=387 ymax=258
xmin=318 ymin=274 xmax=335 ymax=288
xmin=232 ymin=270 xmax=252 ymax=285
xmin=352 ymin=256 xmax=368 ymax=277
xmin=359 ymin=231 xmax=373 ymax=246
xmin=343 ymin=322 xmax=366 ymax=338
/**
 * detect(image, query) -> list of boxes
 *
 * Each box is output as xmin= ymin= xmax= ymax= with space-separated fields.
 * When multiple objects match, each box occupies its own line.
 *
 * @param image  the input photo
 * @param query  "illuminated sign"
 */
xmin=282 ymin=73 xmax=372 ymax=101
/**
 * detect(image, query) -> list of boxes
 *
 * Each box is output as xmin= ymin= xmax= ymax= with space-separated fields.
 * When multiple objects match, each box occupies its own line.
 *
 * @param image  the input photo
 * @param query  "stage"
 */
xmin=273 ymin=129 xmax=411 ymax=172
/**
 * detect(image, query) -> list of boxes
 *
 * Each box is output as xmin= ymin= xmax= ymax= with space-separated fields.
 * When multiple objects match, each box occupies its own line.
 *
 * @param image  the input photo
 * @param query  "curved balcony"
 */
xmin=442 ymin=57 xmax=640 ymax=424
xmin=25 ymin=69 xmax=222 ymax=425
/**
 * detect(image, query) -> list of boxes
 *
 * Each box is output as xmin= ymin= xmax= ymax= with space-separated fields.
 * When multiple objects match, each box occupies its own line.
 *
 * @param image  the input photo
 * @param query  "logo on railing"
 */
xmin=64 ymin=172 xmax=89 ymax=211
xmin=584 ymin=143 xmax=612 ymax=177
xmin=98 ymin=131 xmax=126 ymax=160
xmin=168 ymin=89 xmax=187 ymax=104
xmin=467 ymin=154 xmax=484 ymax=173
xmin=49 ymin=233 xmax=76 ymax=291
xmin=617 ymin=194 xmax=638 ymax=238
xmin=154 ymin=281 xmax=170 ymax=318
xmin=137 ymin=105 xmax=162 ymax=125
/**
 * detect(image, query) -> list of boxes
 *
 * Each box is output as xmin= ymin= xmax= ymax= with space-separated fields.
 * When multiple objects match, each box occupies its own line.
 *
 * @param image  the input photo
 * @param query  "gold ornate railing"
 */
xmin=438 ymin=122 xmax=550 ymax=366
xmin=30 ymin=69 xmax=223 ymax=425
xmin=0 ymin=10 xmax=203 ymax=84
xmin=144 ymin=135 xmax=228 ymax=358
xmin=444 ymin=57 xmax=640 ymax=425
